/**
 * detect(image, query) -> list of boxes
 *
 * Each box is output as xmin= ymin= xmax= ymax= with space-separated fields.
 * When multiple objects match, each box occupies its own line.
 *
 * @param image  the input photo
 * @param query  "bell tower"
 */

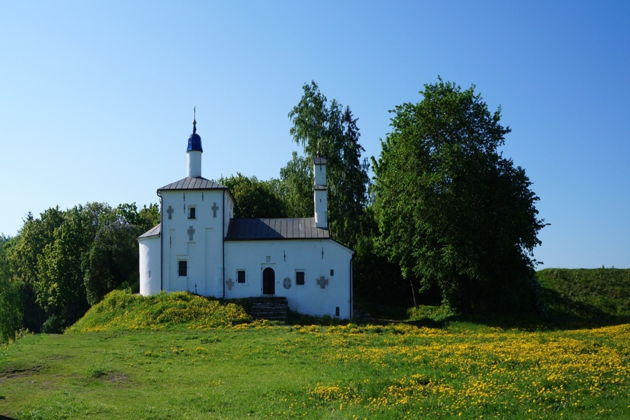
xmin=186 ymin=108 xmax=203 ymax=178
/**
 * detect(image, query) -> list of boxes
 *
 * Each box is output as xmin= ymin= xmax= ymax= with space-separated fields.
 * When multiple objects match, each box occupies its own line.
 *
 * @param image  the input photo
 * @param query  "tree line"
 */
xmin=0 ymin=79 xmax=545 ymax=341
xmin=0 ymin=204 xmax=159 ymax=338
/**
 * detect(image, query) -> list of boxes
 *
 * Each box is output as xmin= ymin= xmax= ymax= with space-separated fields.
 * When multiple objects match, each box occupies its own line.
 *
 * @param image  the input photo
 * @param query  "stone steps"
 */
xmin=249 ymin=297 xmax=289 ymax=321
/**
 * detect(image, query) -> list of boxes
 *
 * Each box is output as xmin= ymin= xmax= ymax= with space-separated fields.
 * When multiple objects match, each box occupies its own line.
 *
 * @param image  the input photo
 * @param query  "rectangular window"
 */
xmin=188 ymin=207 xmax=196 ymax=219
xmin=295 ymin=270 xmax=305 ymax=285
xmin=330 ymin=269 xmax=334 ymax=276
xmin=178 ymin=261 xmax=187 ymax=277
xmin=237 ymin=270 xmax=246 ymax=283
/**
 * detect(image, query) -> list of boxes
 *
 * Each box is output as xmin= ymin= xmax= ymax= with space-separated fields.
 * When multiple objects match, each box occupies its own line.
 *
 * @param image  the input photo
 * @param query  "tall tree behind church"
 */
xmin=219 ymin=174 xmax=287 ymax=218
xmin=287 ymin=81 xmax=369 ymax=247
xmin=278 ymin=152 xmax=312 ymax=219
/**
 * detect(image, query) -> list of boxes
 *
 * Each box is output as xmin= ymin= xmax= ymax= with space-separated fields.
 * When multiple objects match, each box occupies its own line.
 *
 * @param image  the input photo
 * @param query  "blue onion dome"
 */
xmin=187 ymin=119 xmax=203 ymax=152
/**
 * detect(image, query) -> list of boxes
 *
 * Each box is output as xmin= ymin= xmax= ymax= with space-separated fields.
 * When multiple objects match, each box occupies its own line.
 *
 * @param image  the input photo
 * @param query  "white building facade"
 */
xmin=138 ymin=120 xmax=353 ymax=318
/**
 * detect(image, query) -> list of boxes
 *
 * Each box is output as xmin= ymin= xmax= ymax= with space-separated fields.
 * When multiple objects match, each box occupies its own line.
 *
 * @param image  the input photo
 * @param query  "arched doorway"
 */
xmin=262 ymin=267 xmax=275 ymax=295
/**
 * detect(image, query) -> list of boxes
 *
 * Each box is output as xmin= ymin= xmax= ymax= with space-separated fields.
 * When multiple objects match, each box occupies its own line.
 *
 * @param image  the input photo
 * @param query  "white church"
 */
xmin=138 ymin=119 xmax=354 ymax=318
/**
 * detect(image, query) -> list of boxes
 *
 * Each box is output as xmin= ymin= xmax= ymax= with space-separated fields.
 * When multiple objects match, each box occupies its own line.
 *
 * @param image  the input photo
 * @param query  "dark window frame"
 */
xmin=237 ymin=269 xmax=246 ymax=284
xmin=178 ymin=260 xmax=187 ymax=277
xmin=188 ymin=206 xmax=196 ymax=219
xmin=295 ymin=270 xmax=305 ymax=285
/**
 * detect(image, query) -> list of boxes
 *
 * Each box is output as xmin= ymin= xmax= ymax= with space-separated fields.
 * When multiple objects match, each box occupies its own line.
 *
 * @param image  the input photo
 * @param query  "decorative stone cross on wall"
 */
xmin=166 ymin=205 xmax=174 ymax=220
xmin=187 ymin=225 xmax=195 ymax=241
xmin=316 ymin=276 xmax=328 ymax=289
xmin=211 ymin=202 xmax=219 ymax=218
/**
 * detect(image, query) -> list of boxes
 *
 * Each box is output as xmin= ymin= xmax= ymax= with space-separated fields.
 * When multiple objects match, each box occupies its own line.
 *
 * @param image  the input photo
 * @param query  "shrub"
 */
xmin=407 ymin=305 xmax=457 ymax=322
xmin=41 ymin=314 xmax=66 ymax=333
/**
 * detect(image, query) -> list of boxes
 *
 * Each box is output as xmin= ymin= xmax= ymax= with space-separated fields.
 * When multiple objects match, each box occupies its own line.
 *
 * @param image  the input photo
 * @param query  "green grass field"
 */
xmin=1 ymin=270 xmax=629 ymax=419
xmin=1 ymin=321 xmax=628 ymax=419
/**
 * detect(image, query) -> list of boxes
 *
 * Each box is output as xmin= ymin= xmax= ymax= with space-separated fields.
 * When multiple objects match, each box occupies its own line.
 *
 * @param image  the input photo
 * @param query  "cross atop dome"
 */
xmin=192 ymin=106 xmax=197 ymax=134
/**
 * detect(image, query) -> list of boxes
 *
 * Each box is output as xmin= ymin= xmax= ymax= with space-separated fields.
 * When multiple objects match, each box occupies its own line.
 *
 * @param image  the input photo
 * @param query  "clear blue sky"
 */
xmin=1 ymin=1 xmax=628 ymax=268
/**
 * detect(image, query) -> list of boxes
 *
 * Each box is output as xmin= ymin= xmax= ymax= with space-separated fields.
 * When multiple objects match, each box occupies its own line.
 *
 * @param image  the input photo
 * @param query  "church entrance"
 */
xmin=262 ymin=267 xmax=275 ymax=295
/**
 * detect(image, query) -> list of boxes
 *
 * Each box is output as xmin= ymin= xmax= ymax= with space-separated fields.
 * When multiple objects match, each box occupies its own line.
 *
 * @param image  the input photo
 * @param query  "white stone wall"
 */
xmin=314 ymin=162 xmax=326 ymax=186
xmin=139 ymin=235 xmax=161 ymax=296
xmin=186 ymin=151 xmax=202 ymax=177
xmin=314 ymin=189 xmax=328 ymax=229
xmin=223 ymin=192 xmax=234 ymax=238
xmin=160 ymin=189 xmax=226 ymax=297
xmin=224 ymin=239 xmax=353 ymax=318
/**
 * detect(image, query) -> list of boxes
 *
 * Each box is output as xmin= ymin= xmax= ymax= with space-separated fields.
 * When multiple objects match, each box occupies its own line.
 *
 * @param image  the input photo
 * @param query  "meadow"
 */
xmin=1 ymin=319 xmax=628 ymax=419
xmin=2 ymin=270 xmax=629 ymax=420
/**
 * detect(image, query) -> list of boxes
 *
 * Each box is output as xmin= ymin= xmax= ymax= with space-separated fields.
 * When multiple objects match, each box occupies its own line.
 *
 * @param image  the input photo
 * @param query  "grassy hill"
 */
xmin=67 ymin=290 xmax=251 ymax=333
xmin=537 ymin=268 xmax=630 ymax=324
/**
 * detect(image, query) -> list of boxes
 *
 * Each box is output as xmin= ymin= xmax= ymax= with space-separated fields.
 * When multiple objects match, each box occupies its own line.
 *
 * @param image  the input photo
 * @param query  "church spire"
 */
xmin=193 ymin=106 xmax=197 ymax=134
xmin=186 ymin=107 xmax=203 ymax=177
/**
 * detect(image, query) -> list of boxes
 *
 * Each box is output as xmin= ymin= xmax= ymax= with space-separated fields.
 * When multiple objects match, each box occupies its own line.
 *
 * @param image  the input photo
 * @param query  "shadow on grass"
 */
xmin=534 ymin=288 xmax=630 ymax=330
xmin=285 ymin=310 xmax=349 ymax=326
xmin=227 ymin=289 xmax=629 ymax=331
xmin=353 ymin=287 xmax=630 ymax=331
xmin=404 ymin=288 xmax=630 ymax=331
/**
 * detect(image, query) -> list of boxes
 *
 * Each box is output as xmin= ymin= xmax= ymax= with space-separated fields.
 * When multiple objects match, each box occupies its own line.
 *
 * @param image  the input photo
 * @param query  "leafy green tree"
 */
xmin=372 ymin=79 xmax=545 ymax=313
xmin=220 ymin=173 xmax=287 ymax=218
xmin=84 ymin=222 xmax=138 ymax=305
xmin=351 ymin=210 xmax=416 ymax=310
xmin=8 ymin=210 xmax=63 ymax=290
xmin=0 ymin=235 xmax=22 ymax=342
xmin=115 ymin=202 xmax=160 ymax=229
xmin=35 ymin=205 xmax=103 ymax=329
xmin=8 ymin=209 xmax=63 ymax=331
xmin=278 ymin=152 xmax=312 ymax=218
xmin=336 ymin=106 xmax=371 ymax=245
xmin=288 ymin=81 xmax=369 ymax=246
xmin=84 ymin=203 xmax=160 ymax=305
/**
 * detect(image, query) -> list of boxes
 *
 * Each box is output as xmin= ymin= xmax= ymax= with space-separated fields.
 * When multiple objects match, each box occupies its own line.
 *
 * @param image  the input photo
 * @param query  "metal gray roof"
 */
xmin=158 ymin=177 xmax=226 ymax=192
xmin=225 ymin=217 xmax=330 ymax=241
xmin=139 ymin=224 xmax=161 ymax=239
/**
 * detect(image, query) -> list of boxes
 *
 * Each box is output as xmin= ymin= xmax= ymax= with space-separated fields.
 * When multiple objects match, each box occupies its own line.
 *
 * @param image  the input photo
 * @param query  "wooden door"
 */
xmin=262 ymin=267 xmax=275 ymax=295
